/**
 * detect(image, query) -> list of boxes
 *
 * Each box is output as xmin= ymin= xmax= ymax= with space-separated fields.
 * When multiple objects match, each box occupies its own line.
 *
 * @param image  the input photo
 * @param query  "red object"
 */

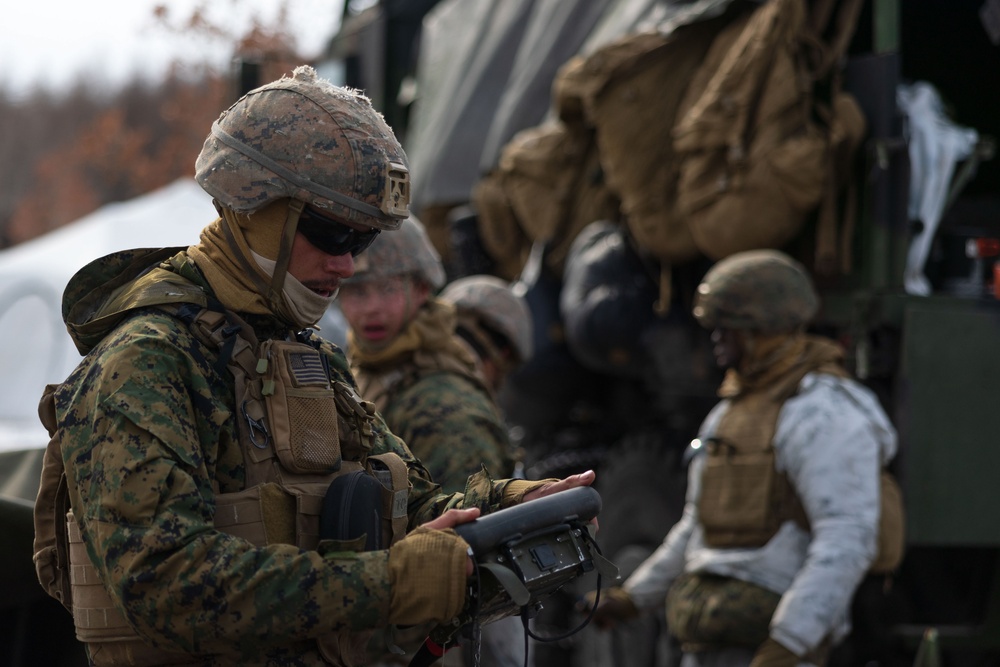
xmin=426 ymin=639 xmax=448 ymax=657
xmin=975 ymin=238 xmax=1000 ymax=258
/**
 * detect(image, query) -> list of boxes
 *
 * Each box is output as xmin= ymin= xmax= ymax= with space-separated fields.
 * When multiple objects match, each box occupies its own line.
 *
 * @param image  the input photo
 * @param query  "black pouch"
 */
xmin=319 ymin=470 xmax=383 ymax=551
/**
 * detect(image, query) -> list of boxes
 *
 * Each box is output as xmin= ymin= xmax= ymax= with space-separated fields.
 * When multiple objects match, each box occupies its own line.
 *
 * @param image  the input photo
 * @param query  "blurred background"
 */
xmin=2 ymin=2 xmax=1000 ymax=667
xmin=0 ymin=0 xmax=346 ymax=248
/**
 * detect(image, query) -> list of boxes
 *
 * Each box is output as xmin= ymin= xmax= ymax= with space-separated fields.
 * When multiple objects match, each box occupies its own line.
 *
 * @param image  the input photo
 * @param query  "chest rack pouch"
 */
xmin=259 ymin=339 xmax=341 ymax=474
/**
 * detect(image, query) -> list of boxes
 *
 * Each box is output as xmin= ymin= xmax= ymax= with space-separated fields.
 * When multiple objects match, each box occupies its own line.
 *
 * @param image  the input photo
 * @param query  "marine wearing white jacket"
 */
xmin=624 ymin=370 xmax=897 ymax=663
xmin=585 ymin=249 xmax=899 ymax=667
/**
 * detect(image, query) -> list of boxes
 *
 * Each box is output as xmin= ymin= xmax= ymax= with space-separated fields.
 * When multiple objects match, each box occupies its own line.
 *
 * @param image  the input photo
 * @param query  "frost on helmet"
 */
xmin=440 ymin=275 xmax=534 ymax=364
xmin=195 ymin=65 xmax=409 ymax=231
xmin=692 ymin=249 xmax=819 ymax=333
xmin=347 ymin=216 xmax=446 ymax=289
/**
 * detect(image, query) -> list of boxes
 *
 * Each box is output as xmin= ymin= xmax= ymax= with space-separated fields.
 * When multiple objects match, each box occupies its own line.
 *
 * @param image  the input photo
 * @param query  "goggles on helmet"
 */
xmin=297 ymin=206 xmax=380 ymax=257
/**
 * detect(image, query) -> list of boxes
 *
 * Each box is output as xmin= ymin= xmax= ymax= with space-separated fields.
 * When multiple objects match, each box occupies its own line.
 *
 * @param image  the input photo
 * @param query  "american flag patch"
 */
xmin=288 ymin=351 xmax=328 ymax=386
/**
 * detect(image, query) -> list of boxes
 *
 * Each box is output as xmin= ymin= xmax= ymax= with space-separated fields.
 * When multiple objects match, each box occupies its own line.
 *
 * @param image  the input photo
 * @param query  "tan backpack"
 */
xmin=580 ymin=16 xmax=741 ymax=266
xmin=672 ymin=0 xmax=867 ymax=267
xmin=473 ymin=51 xmax=621 ymax=281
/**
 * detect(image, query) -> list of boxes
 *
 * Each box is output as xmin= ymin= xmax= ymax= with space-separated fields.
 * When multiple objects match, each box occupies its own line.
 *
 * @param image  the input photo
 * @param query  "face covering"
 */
xmin=188 ymin=199 xmax=325 ymax=330
xmin=253 ymin=251 xmax=334 ymax=328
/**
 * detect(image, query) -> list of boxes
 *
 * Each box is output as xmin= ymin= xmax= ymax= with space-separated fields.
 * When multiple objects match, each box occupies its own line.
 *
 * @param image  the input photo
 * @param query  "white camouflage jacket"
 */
xmin=623 ymin=372 xmax=898 ymax=657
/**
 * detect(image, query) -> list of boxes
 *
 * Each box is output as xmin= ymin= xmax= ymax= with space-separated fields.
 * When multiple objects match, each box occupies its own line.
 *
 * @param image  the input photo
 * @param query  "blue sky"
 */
xmin=0 ymin=0 xmax=344 ymax=97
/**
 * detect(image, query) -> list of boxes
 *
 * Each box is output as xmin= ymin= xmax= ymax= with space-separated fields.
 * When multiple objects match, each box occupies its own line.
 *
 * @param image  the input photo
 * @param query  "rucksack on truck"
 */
xmin=672 ymin=0 xmax=867 ymax=268
xmin=473 ymin=49 xmax=622 ymax=282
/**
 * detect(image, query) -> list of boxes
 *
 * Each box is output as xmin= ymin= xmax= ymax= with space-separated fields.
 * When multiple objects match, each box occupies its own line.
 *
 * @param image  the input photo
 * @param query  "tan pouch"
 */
xmin=698 ymin=440 xmax=782 ymax=548
xmin=665 ymin=572 xmax=779 ymax=650
xmin=33 ymin=383 xmax=73 ymax=610
xmin=872 ymin=470 xmax=906 ymax=574
xmin=260 ymin=339 xmax=341 ymax=474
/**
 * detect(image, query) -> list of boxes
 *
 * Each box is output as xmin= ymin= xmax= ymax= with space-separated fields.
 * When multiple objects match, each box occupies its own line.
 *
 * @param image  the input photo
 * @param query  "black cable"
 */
xmin=469 ymin=552 xmax=483 ymax=667
xmin=524 ymin=572 xmax=602 ymax=643
xmin=521 ymin=610 xmax=530 ymax=667
xmin=444 ymin=524 xmax=608 ymax=667
xmin=524 ymin=527 xmax=605 ymax=643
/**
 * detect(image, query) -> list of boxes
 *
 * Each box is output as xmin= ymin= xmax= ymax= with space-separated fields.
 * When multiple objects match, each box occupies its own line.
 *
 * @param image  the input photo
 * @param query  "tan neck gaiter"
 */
xmin=253 ymin=251 xmax=333 ymax=328
xmin=187 ymin=199 xmax=307 ymax=327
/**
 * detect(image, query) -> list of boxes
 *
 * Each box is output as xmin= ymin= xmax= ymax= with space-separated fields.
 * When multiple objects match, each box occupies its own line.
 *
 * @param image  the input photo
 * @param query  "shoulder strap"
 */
xmin=32 ymin=384 xmax=73 ymax=610
xmin=806 ymin=0 xmax=865 ymax=80
xmin=164 ymin=301 xmax=279 ymax=488
xmin=368 ymin=453 xmax=410 ymax=545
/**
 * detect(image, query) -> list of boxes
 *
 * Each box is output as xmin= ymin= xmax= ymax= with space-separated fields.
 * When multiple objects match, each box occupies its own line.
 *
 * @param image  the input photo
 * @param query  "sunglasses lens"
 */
xmin=298 ymin=208 xmax=379 ymax=257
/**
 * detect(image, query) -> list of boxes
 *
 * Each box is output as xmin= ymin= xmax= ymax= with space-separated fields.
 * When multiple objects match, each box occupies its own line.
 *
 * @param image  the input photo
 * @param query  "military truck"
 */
xmin=319 ymin=1 xmax=1000 ymax=665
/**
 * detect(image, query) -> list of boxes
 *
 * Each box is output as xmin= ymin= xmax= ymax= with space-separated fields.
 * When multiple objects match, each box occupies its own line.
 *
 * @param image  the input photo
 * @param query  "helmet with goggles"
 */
xmin=195 ymin=65 xmax=410 ymax=231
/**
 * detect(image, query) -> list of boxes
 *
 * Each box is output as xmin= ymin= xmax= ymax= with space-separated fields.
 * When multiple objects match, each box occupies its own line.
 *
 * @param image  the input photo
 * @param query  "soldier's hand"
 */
xmin=422 ymin=508 xmax=480 ymax=575
xmin=423 ymin=507 xmax=481 ymax=531
xmin=578 ymin=586 xmax=639 ymax=630
xmin=749 ymin=637 xmax=799 ymax=667
xmin=523 ymin=470 xmax=599 ymax=530
xmin=522 ymin=469 xmax=596 ymax=501
xmin=388 ymin=525 xmax=472 ymax=625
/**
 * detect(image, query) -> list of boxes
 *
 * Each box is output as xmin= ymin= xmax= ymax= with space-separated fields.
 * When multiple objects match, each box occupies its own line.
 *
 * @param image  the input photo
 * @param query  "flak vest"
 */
xmin=697 ymin=347 xmax=903 ymax=574
xmin=33 ymin=268 xmax=410 ymax=667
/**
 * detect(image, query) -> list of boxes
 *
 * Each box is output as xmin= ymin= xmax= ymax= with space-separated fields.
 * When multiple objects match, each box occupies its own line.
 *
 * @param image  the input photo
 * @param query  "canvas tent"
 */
xmin=0 ymin=178 xmax=218 ymax=454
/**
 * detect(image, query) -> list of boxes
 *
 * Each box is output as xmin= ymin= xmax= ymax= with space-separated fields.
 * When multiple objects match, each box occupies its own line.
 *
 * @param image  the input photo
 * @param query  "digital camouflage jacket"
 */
xmin=37 ymin=247 xmax=535 ymax=667
xmin=351 ymin=300 xmax=513 ymax=495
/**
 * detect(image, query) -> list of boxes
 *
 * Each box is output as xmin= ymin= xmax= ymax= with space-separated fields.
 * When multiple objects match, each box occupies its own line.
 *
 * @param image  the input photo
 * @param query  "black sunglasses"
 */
xmin=297 ymin=206 xmax=380 ymax=257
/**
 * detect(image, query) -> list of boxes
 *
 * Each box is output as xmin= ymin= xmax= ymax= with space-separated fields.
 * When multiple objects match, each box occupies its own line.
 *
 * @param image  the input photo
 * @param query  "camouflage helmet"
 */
xmin=440 ymin=275 xmax=534 ymax=363
xmin=345 ymin=215 xmax=446 ymax=289
xmin=195 ymin=65 xmax=409 ymax=231
xmin=692 ymin=249 xmax=818 ymax=333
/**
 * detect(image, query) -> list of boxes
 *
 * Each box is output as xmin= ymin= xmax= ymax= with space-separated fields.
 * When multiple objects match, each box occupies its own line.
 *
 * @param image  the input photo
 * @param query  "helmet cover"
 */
xmin=195 ymin=65 xmax=409 ymax=230
xmin=692 ymin=249 xmax=818 ymax=333
xmin=440 ymin=275 xmax=534 ymax=363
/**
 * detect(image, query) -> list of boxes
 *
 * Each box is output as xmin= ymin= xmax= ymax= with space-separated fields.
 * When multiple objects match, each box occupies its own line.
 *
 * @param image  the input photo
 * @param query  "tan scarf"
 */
xmin=187 ymin=200 xmax=311 ymax=328
xmin=718 ymin=333 xmax=849 ymax=400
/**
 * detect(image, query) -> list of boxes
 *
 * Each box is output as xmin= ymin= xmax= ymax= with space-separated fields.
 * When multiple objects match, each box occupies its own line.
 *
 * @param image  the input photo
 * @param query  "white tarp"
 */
xmin=405 ymin=0 xmax=736 ymax=213
xmin=0 ymin=179 xmax=217 ymax=452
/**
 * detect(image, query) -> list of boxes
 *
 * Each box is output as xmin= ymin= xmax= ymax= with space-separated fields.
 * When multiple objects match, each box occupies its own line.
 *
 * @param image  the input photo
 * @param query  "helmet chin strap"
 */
xmin=268 ymin=199 xmax=305 ymax=313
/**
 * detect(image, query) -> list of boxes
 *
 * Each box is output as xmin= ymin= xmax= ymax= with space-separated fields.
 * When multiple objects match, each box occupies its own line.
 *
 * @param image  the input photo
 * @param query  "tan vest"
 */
xmin=33 ymin=296 xmax=409 ymax=666
xmin=697 ymin=364 xmax=819 ymax=549
xmin=697 ymin=347 xmax=904 ymax=574
xmin=351 ymin=301 xmax=487 ymax=415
